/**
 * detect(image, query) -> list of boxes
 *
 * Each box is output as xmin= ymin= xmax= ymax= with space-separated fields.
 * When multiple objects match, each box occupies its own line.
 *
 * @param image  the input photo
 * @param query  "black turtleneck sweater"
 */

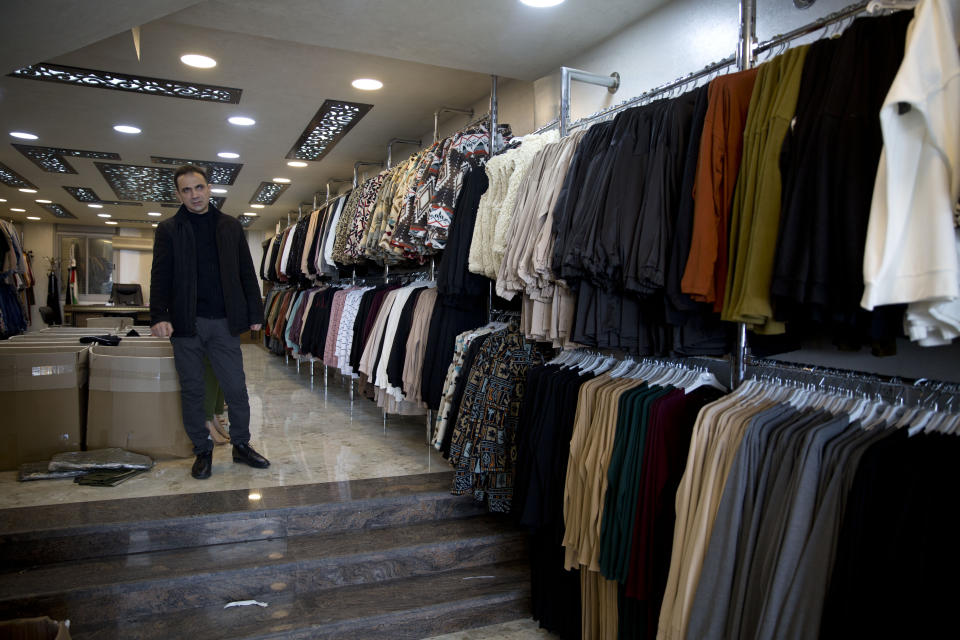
xmin=187 ymin=210 xmax=226 ymax=319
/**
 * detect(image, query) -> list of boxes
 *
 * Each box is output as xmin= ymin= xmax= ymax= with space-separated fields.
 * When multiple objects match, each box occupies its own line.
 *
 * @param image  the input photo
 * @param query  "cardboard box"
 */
xmin=0 ymin=616 xmax=72 ymax=639
xmin=0 ymin=345 xmax=88 ymax=471
xmin=84 ymin=316 xmax=131 ymax=330
xmin=86 ymin=348 xmax=192 ymax=459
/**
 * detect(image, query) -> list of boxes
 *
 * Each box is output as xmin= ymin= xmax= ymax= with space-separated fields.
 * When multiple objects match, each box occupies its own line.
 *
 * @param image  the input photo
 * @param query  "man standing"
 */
xmin=150 ymin=164 xmax=269 ymax=479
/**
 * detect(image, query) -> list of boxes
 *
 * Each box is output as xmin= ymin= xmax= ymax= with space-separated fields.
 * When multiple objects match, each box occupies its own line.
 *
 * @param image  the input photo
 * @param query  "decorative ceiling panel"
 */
xmin=150 ymin=157 xmax=242 ymax=185
xmin=286 ymin=100 xmax=373 ymax=161
xmin=250 ymin=181 xmax=289 ymax=205
xmin=95 ymin=163 xmax=178 ymax=202
xmin=9 ymin=63 xmax=243 ymax=104
xmin=63 ymin=186 xmax=142 ymax=206
xmin=40 ymin=203 xmax=77 ymax=219
xmin=0 ymin=161 xmax=37 ymax=189
xmin=13 ymin=144 xmax=120 ymax=174
xmin=237 ymin=215 xmax=255 ymax=227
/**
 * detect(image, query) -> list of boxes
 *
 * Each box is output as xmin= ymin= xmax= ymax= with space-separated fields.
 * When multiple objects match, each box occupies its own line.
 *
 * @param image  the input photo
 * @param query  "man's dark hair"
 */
xmin=173 ymin=164 xmax=209 ymax=188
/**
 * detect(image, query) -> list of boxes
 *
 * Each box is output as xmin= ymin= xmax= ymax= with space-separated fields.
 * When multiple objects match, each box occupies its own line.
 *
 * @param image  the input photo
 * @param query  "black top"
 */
xmin=187 ymin=210 xmax=226 ymax=319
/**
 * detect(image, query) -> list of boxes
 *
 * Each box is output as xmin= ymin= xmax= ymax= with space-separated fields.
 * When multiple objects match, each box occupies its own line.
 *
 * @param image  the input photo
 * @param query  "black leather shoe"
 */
xmin=232 ymin=442 xmax=270 ymax=469
xmin=191 ymin=451 xmax=213 ymax=479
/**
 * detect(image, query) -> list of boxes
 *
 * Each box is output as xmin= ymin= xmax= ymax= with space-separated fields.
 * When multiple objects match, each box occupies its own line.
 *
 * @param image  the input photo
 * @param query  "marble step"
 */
xmin=68 ymin=560 xmax=531 ymax=640
xmin=0 ymin=514 xmax=527 ymax=625
xmin=1 ymin=472 xmax=485 ymax=569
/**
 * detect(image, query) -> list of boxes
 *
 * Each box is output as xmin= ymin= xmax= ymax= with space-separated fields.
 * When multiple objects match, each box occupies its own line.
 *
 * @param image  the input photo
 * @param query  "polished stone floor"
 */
xmin=1 ymin=344 xmax=560 ymax=639
xmin=0 ymin=345 xmax=445 ymax=509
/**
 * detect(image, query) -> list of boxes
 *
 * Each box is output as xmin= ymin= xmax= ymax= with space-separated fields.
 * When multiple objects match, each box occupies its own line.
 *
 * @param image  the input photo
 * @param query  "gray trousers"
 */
xmin=171 ymin=317 xmax=251 ymax=454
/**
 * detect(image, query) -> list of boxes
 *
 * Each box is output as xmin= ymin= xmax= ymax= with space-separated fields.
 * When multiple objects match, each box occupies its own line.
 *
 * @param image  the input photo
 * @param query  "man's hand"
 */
xmin=250 ymin=324 xmax=262 ymax=331
xmin=151 ymin=321 xmax=173 ymax=338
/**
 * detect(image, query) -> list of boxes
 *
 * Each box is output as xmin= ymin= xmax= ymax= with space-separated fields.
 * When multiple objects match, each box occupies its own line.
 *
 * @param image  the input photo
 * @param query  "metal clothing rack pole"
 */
xmin=754 ymin=0 xmax=869 ymax=57
xmin=730 ymin=0 xmax=757 ymax=389
xmin=568 ymin=55 xmax=737 ymax=134
xmin=386 ymin=138 xmax=422 ymax=169
xmin=559 ymin=66 xmax=621 ymax=137
xmin=353 ymin=161 xmax=384 ymax=188
xmin=434 ymin=107 xmax=475 ymax=144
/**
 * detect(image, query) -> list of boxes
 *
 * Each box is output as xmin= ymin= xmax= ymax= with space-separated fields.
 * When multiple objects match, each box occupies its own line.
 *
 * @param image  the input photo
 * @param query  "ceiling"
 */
xmin=0 ymin=0 xmax=668 ymax=233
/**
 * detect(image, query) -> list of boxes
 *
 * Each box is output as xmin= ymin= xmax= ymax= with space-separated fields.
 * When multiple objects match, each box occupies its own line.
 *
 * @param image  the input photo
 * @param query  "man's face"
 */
xmin=176 ymin=172 xmax=211 ymax=214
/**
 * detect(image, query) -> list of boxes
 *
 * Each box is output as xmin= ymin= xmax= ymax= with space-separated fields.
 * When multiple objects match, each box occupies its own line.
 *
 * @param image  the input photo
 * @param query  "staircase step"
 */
xmin=0 ymin=515 xmax=527 ymax=625
xmin=67 ymin=561 xmax=531 ymax=640
xmin=0 ymin=472 xmax=485 ymax=569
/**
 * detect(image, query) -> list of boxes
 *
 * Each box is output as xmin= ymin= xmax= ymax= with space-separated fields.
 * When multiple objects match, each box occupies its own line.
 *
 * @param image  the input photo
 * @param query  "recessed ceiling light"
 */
xmin=10 ymin=131 xmax=38 ymax=140
xmin=88 ymin=204 xmax=103 ymax=208
xmin=520 ymin=0 xmax=564 ymax=6
xmin=0 ymin=199 xmax=6 ymax=202
xmin=217 ymin=151 xmax=240 ymax=159
xmin=210 ymin=188 xmax=228 ymax=194
xmin=243 ymin=211 xmax=258 ymax=216
xmin=19 ymin=188 xmax=37 ymax=193
xmin=26 ymin=216 xmax=41 ymax=220
xmin=97 ymin=213 xmax=112 ymax=218
xmin=250 ymin=204 xmax=265 ymax=209
xmin=147 ymin=211 xmax=162 ymax=217
xmin=35 ymin=199 xmax=52 ymax=204
xmin=151 ymin=223 xmax=158 ymax=228
xmin=113 ymin=124 xmax=142 ymax=134
xmin=105 ymin=220 xmax=118 ymax=225
xmin=10 ymin=208 xmax=25 ymax=212
xmin=287 ymin=161 xmax=308 ymax=168
xmin=351 ymin=78 xmax=383 ymax=91
xmin=228 ymin=116 xmax=255 ymax=126
xmin=272 ymin=177 xmax=291 ymax=183
xmin=180 ymin=54 xmax=217 ymax=69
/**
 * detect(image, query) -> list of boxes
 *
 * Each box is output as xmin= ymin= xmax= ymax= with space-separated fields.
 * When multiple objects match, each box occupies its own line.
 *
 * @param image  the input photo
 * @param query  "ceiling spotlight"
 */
xmin=250 ymin=204 xmax=265 ymax=209
xmin=35 ymin=199 xmax=52 ymax=204
xmin=11 ymin=208 xmax=26 ymax=212
xmin=0 ymin=199 xmax=6 ymax=202
xmin=180 ymin=54 xmax=217 ymax=68
xmin=217 ymin=151 xmax=240 ymax=159
xmin=228 ymin=116 xmax=255 ymax=126
xmin=210 ymin=188 xmax=228 ymax=194
xmin=88 ymin=204 xmax=103 ymax=208
xmin=272 ymin=177 xmax=291 ymax=184
xmin=243 ymin=211 xmax=258 ymax=216
xmin=19 ymin=188 xmax=37 ymax=193
xmin=287 ymin=161 xmax=308 ymax=168
xmin=351 ymin=78 xmax=383 ymax=91
xmin=147 ymin=211 xmax=162 ymax=217
xmin=105 ymin=220 xmax=118 ymax=225
xmin=113 ymin=124 xmax=142 ymax=134
xmin=520 ymin=0 xmax=564 ymax=6
xmin=26 ymin=216 xmax=41 ymax=220
xmin=10 ymin=131 xmax=38 ymax=140
xmin=97 ymin=213 xmax=112 ymax=218
xmin=151 ymin=223 xmax=158 ymax=228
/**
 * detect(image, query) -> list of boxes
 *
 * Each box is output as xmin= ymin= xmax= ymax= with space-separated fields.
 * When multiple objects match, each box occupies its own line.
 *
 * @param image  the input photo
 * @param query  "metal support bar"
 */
xmin=386 ymin=138 xmax=422 ymax=169
xmin=559 ymin=66 xmax=620 ymax=137
xmin=384 ymin=263 xmax=390 ymax=283
xmin=433 ymin=106 xmax=475 ymax=143
xmin=738 ymin=0 xmax=757 ymax=71
xmin=490 ymin=75 xmax=500 ymax=154
xmin=731 ymin=0 xmax=757 ymax=390
xmin=426 ymin=410 xmax=433 ymax=446
xmin=755 ymin=1 xmax=867 ymax=57
xmin=429 ymin=257 xmax=435 ymax=282
xmin=325 ymin=178 xmax=350 ymax=203
xmin=353 ymin=161 xmax=384 ymax=188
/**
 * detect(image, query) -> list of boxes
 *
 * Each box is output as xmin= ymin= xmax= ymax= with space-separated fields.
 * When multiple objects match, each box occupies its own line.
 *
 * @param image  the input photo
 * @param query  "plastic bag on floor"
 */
xmin=48 ymin=448 xmax=154 ymax=471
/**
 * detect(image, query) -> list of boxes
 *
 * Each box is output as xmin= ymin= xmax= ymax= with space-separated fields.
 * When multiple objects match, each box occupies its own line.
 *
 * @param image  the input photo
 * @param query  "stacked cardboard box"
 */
xmin=0 ymin=345 xmax=88 ymax=470
xmin=86 ymin=344 xmax=193 ymax=459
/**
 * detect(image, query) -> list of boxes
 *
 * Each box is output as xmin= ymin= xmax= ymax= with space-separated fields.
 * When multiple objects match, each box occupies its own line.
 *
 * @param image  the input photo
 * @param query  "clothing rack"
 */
xmin=386 ymin=138 xmax=422 ymax=169
xmin=433 ymin=106 xmax=475 ymax=144
xmin=744 ymin=357 xmax=960 ymax=408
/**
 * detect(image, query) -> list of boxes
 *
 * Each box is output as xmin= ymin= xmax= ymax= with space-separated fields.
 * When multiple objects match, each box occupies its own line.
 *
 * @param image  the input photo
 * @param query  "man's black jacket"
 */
xmin=150 ymin=204 xmax=264 ymax=337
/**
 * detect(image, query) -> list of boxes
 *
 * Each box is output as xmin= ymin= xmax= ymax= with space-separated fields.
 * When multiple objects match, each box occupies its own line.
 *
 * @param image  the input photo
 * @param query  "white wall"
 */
xmin=20 ymin=221 xmax=55 ymax=332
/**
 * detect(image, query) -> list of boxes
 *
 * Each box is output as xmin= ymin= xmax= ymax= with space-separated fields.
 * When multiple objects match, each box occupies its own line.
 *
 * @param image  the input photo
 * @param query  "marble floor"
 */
xmin=0 ymin=344 xmax=447 ymax=509
xmin=1 ymin=343 xmax=561 ymax=639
